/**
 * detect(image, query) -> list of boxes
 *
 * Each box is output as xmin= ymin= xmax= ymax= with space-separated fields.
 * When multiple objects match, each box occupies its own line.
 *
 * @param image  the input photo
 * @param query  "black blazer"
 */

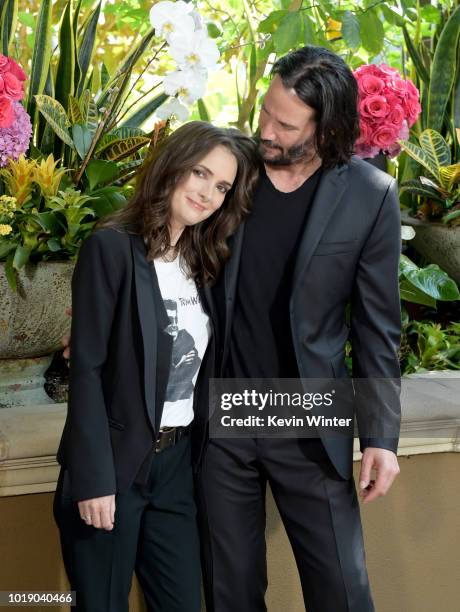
xmin=211 ymin=156 xmax=402 ymax=480
xmin=56 ymin=228 xmax=216 ymax=501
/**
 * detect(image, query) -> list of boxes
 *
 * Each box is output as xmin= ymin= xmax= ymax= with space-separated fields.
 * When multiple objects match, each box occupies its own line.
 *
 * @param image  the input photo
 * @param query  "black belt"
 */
xmin=154 ymin=425 xmax=191 ymax=453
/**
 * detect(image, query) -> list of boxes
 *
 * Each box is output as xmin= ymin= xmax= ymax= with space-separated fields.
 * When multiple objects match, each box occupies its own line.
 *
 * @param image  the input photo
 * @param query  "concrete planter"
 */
xmin=0 ymin=261 xmax=73 ymax=407
xmin=401 ymin=209 xmax=460 ymax=285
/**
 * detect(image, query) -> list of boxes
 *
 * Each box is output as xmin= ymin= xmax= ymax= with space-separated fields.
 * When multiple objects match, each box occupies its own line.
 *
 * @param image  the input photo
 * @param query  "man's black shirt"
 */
xmin=227 ymin=165 xmax=322 ymax=379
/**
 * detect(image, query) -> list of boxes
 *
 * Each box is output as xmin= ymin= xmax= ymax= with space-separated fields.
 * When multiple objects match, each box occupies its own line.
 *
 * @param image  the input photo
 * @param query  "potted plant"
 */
xmin=399 ymin=128 xmax=460 ymax=284
xmin=0 ymin=0 xmax=219 ymax=406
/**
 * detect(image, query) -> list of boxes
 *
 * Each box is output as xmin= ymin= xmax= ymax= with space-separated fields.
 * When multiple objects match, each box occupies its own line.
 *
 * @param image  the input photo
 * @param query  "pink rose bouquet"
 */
xmin=0 ymin=55 xmax=31 ymax=166
xmin=353 ymin=63 xmax=421 ymax=159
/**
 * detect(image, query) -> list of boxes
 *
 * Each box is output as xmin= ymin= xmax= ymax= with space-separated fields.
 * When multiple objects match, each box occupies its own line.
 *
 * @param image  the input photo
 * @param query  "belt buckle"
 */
xmin=155 ymin=426 xmax=176 ymax=453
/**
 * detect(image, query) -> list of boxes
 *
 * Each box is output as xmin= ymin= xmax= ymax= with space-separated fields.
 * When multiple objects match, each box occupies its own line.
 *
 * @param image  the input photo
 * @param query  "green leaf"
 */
xmin=273 ymin=12 xmax=302 ymax=54
xmin=89 ymin=186 xmax=127 ymax=218
xmin=119 ymin=93 xmax=168 ymax=128
xmin=419 ymin=129 xmax=451 ymax=170
xmin=0 ymin=0 xmax=18 ymax=54
xmin=442 ymin=209 xmax=460 ymax=224
xmin=358 ymin=9 xmax=384 ymax=55
xmin=18 ymin=11 xmax=35 ymax=28
xmin=5 ymin=251 xmax=16 ymax=291
xmin=400 ymin=254 xmax=460 ymax=301
xmin=85 ymin=159 xmax=119 ymax=191
xmin=420 ymin=5 xmax=441 ymax=24
xmin=197 ymin=98 xmax=210 ymax=122
xmin=34 ymin=211 xmax=62 ymax=233
xmin=399 ymin=279 xmax=437 ymax=307
xmin=259 ymin=10 xmax=288 ymax=34
xmin=76 ymin=0 xmax=102 ymax=97
xmin=120 ymin=93 xmax=169 ymax=127
xmin=207 ymin=22 xmax=221 ymax=38
xmin=26 ymin=0 xmax=52 ymax=118
xmin=341 ymin=11 xmax=360 ymax=48
xmin=13 ymin=244 xmax=31 ymax=269
xmin=55 ymin=0 xmax=75 ymax=112
xmin=398 ymin=139 xmax=439 ymax=181
xmin=35 ymin=94 xmax=75 ymax=148
xmin=0 ymin=239 xmax=16 ymax=259
xmin=428 ymin=6 xmax=460 ymax=133
xmin=402 ymin=25 xmax=430 ymax=85
xmin=47 ymin=237 xmax=62 ymax=252
xmin=72 ymin=124 xmax=94 ymax=159
xmin=302 ymin=14 xmax=316 ymax=45
xmin=399 ymin=179 xmax=444 ymax=201
xmin=98 ymin=27 xmax=156 ymax=112
xmin=68 ymin=95 xmax=83 ymax=124
xmin=380 ymin=4 xmax=405 ymax=27
xmin=100 ymin=136 xmax=150 ymax=162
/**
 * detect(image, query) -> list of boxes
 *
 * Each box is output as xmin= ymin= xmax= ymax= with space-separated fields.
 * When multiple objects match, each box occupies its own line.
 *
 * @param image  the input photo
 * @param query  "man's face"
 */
xmin=258 ymin=74 xmax=318 ymax=166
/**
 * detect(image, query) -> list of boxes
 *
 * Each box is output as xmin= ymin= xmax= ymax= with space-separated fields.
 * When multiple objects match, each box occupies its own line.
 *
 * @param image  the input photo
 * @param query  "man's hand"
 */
xmin=358 ymin=447 xmax=400 ymax=504
xmin=62 ymin=306 xmax=72 ymax=360
xmin=78 ymin=494 xmax=115 ymax=530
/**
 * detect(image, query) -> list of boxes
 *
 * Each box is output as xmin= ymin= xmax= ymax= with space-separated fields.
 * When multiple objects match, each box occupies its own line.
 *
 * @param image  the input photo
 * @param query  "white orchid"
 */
xmin=149 ymin=0 xmax=194 ymax=42
xmin=163 ymin=68 xmax=207 ymax=104
xmin=157 ymin=97 xmax=190 ymax=121
xmin=169 ymin=28 xmax=219 ymax=71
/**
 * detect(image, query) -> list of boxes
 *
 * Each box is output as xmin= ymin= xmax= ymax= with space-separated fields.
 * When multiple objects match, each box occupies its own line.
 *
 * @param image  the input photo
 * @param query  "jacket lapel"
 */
xmin=222 ymin=223 xmax=246 ymax=371
xmin=291 ymin=164 xmax=349 ymax=301
xmin=130 ymin=234 xmax=159 ymax=432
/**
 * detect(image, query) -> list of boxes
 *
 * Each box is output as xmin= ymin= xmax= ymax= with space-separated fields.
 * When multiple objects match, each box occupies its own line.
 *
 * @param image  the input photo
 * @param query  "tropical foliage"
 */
xmin=400 ymin=128 xmax=460 ymax=224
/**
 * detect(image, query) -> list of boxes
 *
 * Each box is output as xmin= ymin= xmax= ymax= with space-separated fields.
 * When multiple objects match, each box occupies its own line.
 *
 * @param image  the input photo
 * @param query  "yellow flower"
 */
xmin=0 ymin=155 xmax=36 ymax=207
xmin=0 ymin=224 xmax=13 ymax=236
xmin=34 ymin=154 xmax=69 ymax=199
xmin=0 ymin=195 xmax=17 ymax=218
xmin=326 ymin=17 xmax=342 ymax=41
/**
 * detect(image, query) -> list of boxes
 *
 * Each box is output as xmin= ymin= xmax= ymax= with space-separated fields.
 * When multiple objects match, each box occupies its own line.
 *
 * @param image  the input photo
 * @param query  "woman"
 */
xmin=54 ymin=121 xmax=260 ymax=612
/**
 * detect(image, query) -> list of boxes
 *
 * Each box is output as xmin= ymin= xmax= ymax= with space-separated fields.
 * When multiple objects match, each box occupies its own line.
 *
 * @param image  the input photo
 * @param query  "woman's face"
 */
xmin=170 ymin=145 xmax=238 ymax=231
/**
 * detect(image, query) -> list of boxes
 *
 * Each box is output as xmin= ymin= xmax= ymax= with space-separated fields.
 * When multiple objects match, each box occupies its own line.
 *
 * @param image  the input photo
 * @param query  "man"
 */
xmin=194 ymin=45 xmax=401 ymax=612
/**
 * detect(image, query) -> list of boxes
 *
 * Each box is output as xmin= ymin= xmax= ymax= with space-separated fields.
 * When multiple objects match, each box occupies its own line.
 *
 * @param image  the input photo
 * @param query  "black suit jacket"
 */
xmin=56 ymin=228 xmax=216 ymax=501
xmin=211 ymin=156 xmax=402 ymax=480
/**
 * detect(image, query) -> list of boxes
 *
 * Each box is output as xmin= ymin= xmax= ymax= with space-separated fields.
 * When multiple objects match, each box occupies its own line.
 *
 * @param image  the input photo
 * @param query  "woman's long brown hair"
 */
xmin=95 ymin=121 xmax=261 ymax=285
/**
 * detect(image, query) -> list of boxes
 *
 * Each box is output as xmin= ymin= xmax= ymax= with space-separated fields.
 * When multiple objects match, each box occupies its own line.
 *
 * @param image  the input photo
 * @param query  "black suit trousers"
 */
xmin=53 ymin=436 xmax=201 ymax=612
xmin=195 ymin=437 xmax=375 ymax=612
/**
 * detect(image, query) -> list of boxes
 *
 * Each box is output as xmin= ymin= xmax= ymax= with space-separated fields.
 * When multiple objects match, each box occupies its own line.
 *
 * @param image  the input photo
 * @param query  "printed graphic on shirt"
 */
xmin=154 ymin=257 xmax=210 ymax=427
xmin=164 ymin=298 xmax=201 ymax=402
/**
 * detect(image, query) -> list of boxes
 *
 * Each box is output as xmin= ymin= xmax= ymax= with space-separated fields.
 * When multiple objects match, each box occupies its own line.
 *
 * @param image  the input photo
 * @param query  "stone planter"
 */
xmin=401 ymin=209 xmax=460 ymax=285
xmin=0 ymin=261 xmax=73 ymax=407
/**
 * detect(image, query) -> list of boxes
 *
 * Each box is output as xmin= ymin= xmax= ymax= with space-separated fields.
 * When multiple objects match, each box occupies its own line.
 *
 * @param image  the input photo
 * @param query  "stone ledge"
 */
xmin=1 ymin=371 xmax=459 ymax=496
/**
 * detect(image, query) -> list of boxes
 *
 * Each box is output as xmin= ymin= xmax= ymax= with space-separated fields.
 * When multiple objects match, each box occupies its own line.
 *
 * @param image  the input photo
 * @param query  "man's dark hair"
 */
xmin=272 ymin=46 xmax=359 ymax=168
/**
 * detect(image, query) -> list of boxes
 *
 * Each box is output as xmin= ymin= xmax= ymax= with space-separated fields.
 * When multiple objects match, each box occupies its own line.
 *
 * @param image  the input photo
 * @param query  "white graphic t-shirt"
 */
xmin=154 ymin=256 xmax=211 ymax=427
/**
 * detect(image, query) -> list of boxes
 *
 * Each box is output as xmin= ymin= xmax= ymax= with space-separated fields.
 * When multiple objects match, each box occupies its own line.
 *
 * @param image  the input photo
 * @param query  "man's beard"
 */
xmin=257 ymin=136 xmax=316 ymax=167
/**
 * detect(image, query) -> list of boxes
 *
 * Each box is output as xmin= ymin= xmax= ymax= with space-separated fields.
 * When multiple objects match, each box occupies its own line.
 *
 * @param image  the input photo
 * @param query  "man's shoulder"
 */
xmin=344 ymin=156 xmax=395 ymax=195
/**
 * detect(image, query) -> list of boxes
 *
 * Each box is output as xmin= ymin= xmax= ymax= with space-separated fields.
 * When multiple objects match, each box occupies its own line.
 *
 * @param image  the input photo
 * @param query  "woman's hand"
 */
xmin=78 ymin=494 xmax=116 ymax=531
xmin=62 ymin=306 xmax=72 ymax=360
